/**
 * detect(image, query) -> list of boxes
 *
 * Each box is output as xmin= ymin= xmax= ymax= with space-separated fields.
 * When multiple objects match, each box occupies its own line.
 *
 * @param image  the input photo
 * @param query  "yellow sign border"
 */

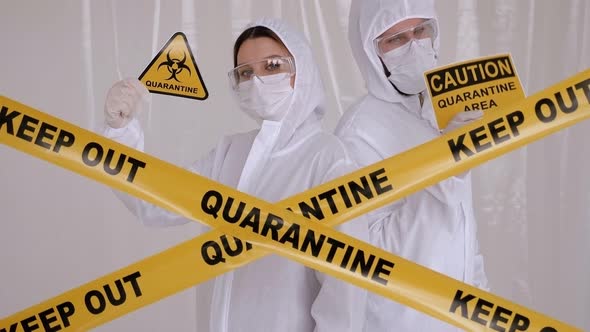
xmin=138 ymin=32 xmax=209 ymax=100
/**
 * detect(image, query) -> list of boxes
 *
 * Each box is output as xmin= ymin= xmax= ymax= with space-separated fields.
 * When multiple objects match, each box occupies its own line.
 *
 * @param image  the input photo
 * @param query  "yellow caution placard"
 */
xmin=425 ymin=54 xmax=526 ymax=130
xmin=1 ymin=67 xmax=589 ymax=331
xmin=138 ymin=32 xmax=208 ymax=100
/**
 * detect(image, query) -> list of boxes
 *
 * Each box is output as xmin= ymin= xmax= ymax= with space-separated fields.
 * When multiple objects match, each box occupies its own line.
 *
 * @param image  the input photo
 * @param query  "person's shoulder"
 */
xmin=303 ymin=131 xmax=359 ymax=183
xmin=335 ymin=95 xmax=392 ymax=136
xmin=303 ymin=129 xmax=348 ymax=158
xmin=335 ymin=96 xmax=368 ymax=132
xmin=208 ymin=128 xmax=258 ymax=159
xmin=222 ymin=128 xmax=258 ymax=146
xmin=228 ymin=127 xmax=259 ymax=139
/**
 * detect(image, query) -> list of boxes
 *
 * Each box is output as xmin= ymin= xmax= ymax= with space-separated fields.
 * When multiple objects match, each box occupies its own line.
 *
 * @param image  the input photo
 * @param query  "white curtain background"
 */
xmin=1 ymin=1 xmax=588 ymax=331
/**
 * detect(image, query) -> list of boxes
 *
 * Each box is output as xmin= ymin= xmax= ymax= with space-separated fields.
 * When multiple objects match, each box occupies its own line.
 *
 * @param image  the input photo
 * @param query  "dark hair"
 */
xmin=233 ymin=26 xmax=286 ymax=67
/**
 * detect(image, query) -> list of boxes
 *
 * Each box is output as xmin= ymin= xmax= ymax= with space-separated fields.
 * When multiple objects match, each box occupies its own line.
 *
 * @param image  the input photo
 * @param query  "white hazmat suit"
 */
xmin=103 ymin=18 xmax=368 ymax=332
xmin=336 ymin=1 xmax=488 ymax=331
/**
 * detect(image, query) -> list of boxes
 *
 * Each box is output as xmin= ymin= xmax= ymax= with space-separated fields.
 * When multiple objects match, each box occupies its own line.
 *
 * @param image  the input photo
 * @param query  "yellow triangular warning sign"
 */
xmin=139 ymin=32 xmax=208 ymax=100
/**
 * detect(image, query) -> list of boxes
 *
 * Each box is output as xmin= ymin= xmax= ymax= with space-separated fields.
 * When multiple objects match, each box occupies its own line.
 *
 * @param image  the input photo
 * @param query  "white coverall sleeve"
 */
xmin=103 ymin=118 xmax=213 ymax=231
xmin=472 ymin=240 xmax=489 ymax=290
xmin=337 ymin=124 xmax=405 ymax=216
xmin=310 ymin=160 xmax=369 ymax=332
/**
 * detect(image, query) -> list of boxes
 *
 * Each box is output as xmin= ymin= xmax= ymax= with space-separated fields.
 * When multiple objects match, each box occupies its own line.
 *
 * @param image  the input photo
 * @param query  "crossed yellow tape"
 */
xmin=1 ymin=69 xmax=588 ymax=331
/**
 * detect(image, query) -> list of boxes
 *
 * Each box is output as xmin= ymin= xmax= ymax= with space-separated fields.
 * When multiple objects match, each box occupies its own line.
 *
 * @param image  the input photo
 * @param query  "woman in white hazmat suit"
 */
xmin=335 ymin=0 xmax=488 ymax=331
xmin=103 ymin=18 xmax=368 ymax=332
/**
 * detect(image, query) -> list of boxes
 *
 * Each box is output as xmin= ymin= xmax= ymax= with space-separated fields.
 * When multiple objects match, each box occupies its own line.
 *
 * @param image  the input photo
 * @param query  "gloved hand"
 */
xmin=442 ymin=110 xmax=484 ymax=134
xmin=104 ymin=78 xmax=150 ymax=128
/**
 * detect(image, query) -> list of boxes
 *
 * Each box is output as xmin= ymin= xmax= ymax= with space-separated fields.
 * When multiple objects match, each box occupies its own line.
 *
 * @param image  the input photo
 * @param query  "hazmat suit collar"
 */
xmin=349 ymin=0 xmax=440 ymax=124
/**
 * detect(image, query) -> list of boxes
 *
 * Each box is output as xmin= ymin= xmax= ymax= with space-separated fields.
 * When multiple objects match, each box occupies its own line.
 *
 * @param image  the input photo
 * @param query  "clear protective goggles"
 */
xmin=228 ymin=56 xmax=295 ymax=90
xmin=374 ymin=18 xmax=438 ymax=57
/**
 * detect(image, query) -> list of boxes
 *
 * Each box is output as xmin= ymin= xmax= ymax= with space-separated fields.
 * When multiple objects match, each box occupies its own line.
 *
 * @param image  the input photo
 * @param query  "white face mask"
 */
xmin=381 ymin=38 xmax=437 ymax=95
xmin=236 ymin=73 xmax=294 ymax=122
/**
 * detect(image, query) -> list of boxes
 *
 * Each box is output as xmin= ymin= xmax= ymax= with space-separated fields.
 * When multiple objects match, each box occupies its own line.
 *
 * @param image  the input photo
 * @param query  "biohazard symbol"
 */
xmin=158 ymin=50 xmax=192 ymax=82
xmin=138 ymin=32 xmax=208 ymax=100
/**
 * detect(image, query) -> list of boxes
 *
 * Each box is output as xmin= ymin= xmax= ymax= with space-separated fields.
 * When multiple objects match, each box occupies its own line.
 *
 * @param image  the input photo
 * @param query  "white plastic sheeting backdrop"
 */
xmin=0 ymin=0 xmax=589 ymax=331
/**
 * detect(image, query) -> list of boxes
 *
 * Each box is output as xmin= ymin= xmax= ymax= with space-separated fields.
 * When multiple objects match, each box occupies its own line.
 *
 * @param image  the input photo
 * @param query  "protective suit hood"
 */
xmin=348 ymin=0 xmax=440 ymax=104
xmin=232 ymin=18 xmax=329 ymax=196
xmin=239 ymin=18 xmax=326 ymax=151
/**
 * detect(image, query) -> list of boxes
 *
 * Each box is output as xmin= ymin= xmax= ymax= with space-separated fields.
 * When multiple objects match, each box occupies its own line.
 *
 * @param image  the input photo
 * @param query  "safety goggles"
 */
xmin=374 ymin=19 xmax=438 ymax=57
xmin=228 ymin=56 xmax=295 ymax=90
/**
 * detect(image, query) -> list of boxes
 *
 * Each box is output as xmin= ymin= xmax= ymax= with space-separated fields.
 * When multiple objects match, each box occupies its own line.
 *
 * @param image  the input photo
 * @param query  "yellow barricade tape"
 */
xmin=1 ymin=69 xmax=589 ymax=331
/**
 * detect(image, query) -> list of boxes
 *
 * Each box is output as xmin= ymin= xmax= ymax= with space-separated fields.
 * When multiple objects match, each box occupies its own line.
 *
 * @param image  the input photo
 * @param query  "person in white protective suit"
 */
xmin=102 ymin=18 xmax=369 ymax=332
xmin=335 ymin=0 xmax=489 ymax=331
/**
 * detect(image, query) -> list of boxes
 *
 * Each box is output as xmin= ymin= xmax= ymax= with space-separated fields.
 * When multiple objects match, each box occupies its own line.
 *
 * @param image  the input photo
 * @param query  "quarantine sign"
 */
xmin=425 ymin=54 xmax=525 ymax=130
xmin=139 ymin=32 xmax=208 ymax=100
